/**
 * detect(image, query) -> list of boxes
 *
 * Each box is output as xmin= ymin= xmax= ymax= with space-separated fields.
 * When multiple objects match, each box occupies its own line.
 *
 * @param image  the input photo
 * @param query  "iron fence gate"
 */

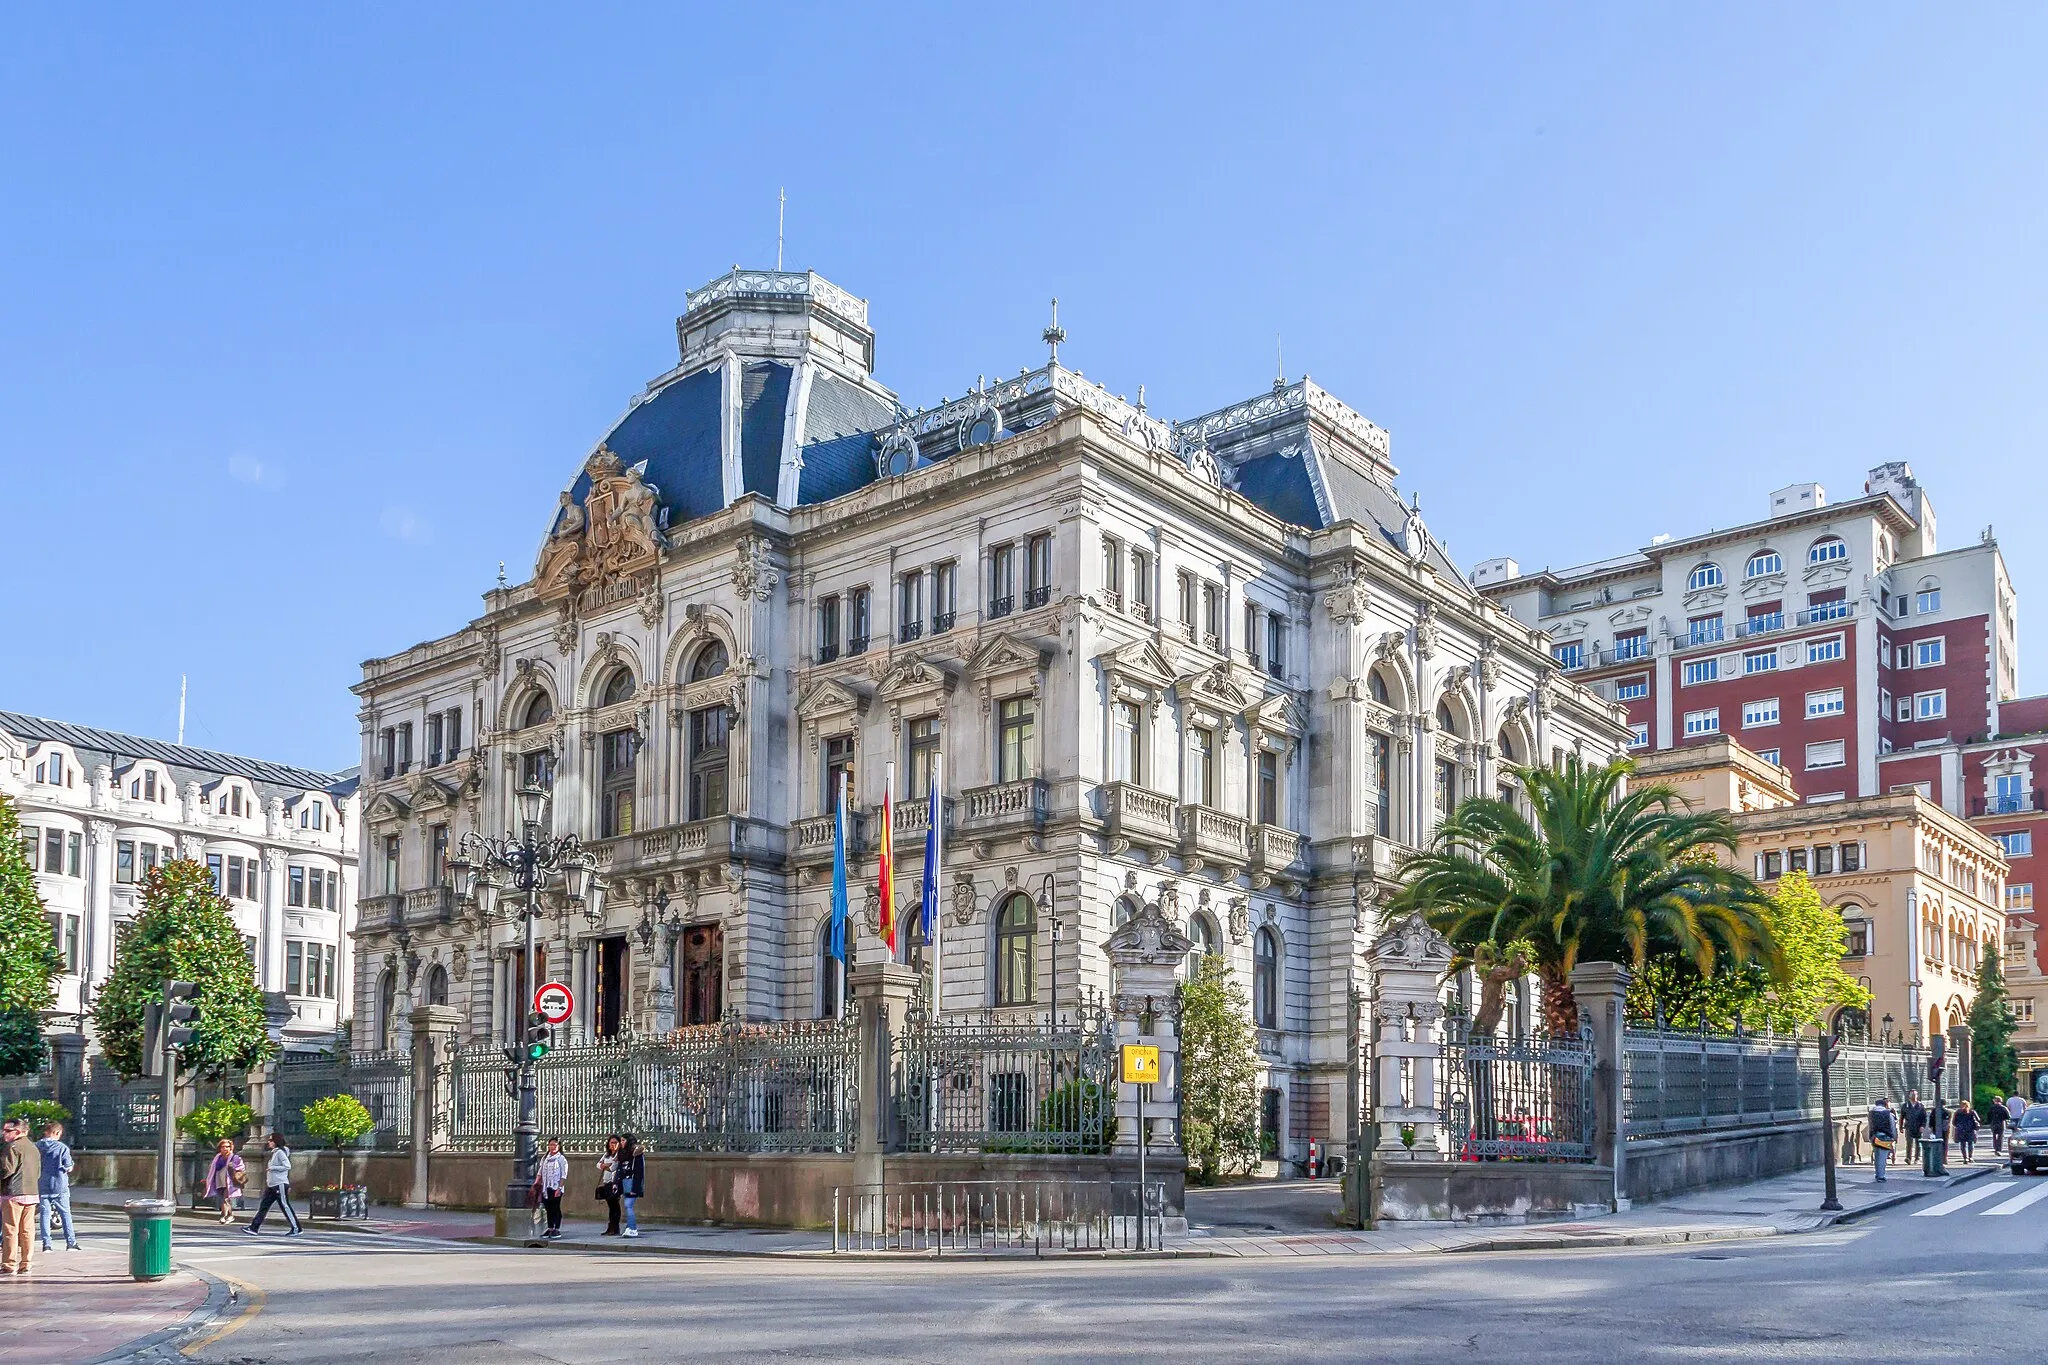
xmin=1623 ymin=1026 xmax=1926 ymax=1140
xmin=1438 ymin=1017 xmax=1597 ymax=1162
xmin=892 ymin=1000 xmax=1117 ymax=1155
xmin=75 ymin=1060 xmax=160 ymax=1149
xmin=272 ymin=1050 xmax=413 ymax=1151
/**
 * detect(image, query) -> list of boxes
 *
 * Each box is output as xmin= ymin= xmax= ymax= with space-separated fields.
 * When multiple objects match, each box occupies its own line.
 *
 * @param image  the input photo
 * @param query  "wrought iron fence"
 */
xmin=1438 ymin=1018 xmax=1596 ymax=1162
xmin=450 ymin=1018 xmax=860 ymax=1154
xmin=0 ymin=1065 xmax=56 ymax=1117
xmin=832 ymin=1180 xmax=1166 ymax=1253
xmin=273 ymin=1050 xmax=413 ymax=1152
xmin=75 ymin=1060 xmax=160 ymax=1149
xmin=1623 ymin=1026 xmax=1925 ymax=1140
xmin=893 ymin=1000 xmax=1117 ymax=1155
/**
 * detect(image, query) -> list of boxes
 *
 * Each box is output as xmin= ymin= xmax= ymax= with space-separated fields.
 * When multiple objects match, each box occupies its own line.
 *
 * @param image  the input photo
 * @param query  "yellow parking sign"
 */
xmin=1120 ymin=1044 xmax=1160 ymax=1085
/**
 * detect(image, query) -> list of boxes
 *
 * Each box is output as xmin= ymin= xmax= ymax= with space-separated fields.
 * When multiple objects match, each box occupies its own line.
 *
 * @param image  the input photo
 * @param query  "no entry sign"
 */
xmin=534 ymin=981 xmax=574 ymax=1025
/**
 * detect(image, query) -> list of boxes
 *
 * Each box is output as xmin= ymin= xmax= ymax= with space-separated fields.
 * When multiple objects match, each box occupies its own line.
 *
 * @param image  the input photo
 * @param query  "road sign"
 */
xmin=1121 ymin=1043 xmax=1160 ymax=1086
xmin=534 ymin=982 xmax=574 ymax=1025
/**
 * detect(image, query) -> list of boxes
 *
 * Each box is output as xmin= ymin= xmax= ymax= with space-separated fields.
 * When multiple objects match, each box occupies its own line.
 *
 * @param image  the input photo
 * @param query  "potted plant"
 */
xmin=300 ymin=1094 xmax=374 ymax=1218
xmin=176 ymin=1099 xmax=256 ymax=1208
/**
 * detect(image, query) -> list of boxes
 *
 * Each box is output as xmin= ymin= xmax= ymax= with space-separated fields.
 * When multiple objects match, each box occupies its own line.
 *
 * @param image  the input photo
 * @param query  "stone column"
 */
xmin=1569 ymin=960 xmax=1632 ymax=1211
xmin=408 ymin=1004 xmax=463 ymax=1208
xmin=848 ymin=961 xmax=922 ymax=1195
xmin=1366 ymin=910 xmax=1451 ymax=1156
xmin=1101 ymin=901 xmax=1191 ymax=1161
xmin=48 ymin=1034 xmax=87 ymax=1136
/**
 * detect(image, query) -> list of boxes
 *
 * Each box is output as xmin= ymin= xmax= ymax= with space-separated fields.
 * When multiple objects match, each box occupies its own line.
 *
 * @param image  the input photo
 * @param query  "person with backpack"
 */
xmin=1868 ymin=1096 xmax=1898 ymax=1183
xmin=1952 ymin=1102 xmax=1981 ymax=1163
xmin=617 ymin=1134 xmax=645 ymax=1239
xmin=244 ymin=1133 xmax=302 ymax=1236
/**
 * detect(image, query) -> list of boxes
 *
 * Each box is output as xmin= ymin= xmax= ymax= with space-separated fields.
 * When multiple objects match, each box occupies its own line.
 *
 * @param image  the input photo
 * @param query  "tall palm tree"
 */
xmin=1386 ymin=756 xmax=1779 ymax=1034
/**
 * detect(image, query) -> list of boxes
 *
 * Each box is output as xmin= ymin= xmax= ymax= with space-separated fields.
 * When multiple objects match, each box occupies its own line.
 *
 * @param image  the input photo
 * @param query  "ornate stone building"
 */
xmin=350 ymin=267 xmax=1629 ymax=1167
xmin=1 ymin=711 xmax=358 ymax=1049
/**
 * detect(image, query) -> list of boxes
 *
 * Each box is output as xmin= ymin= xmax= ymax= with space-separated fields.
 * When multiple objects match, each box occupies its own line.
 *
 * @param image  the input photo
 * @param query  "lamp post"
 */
xmin=448 ymin=785 xmax=606 ymax=1223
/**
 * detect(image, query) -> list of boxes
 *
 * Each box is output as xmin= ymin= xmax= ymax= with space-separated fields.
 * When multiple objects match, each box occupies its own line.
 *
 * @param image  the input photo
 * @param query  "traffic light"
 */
xmin=144 ymin=981 xmax=199 ymax=1077
xmin=522 ymin=1010 xmax=551 ymax=1062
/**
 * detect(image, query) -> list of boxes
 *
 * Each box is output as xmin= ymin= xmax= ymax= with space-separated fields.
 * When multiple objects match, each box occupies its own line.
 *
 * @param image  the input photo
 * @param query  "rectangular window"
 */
xmin=601 ymin=730 xmax=637 ymax=837
xmin=144 ymin=770 xmax=158 ymax=801
xmin=1627 ymin=722 xmax=1650 ymax=748
xmin=521 ymin=747 xmax=555 ymax=796
xmin=1265 ymin=612 xmax=1286 ymax=680
xmin=1258 ymin=750 xmax=1280 ymax=825
xmin=824 ymin=735 xmax=855 ymax=808
xmin=1100 ymin=536 xmax=1123 ymax=604
xmin=1879 ymin=687 xmax=1891 ymax=718
xmin=431 ymin=823 xmax=450 ymax=884
xmin=290 ymin=866 xmax=306 ymax=907
xmin=1846 ymin=920 xmax=1870 ymax=957
xmin=1915 ymin=637 xmax=1945 ymax=667
xmin=933 ymin=561 xmax=958 ymax=631
xmin=1805 ymin=739 xmax=1847 ymax=769
xmin=446 ymin=707 xmax=462 ymax=760
xmin=1683 ymin=708 xmax=1720 ymax=737
xmin=1130 ymin=549 xmax=1152 ymax=618
xmin=1687 ymin=615 xmax=1724 ymax=646
xmin=286 ymin=941 xmax=304 ymax=997
xmin=1613 ymin=629 xmax=1649 ymax=660
xmin=227 ymin=855 xmax=245 ymax=901
xmin=1756 ymin=748 xmax=1781 ymax=766
xmin=1110 ymin=700 xmax=1142 ymax=783
xmin=849 ymin=586 xmax=872 ymax=651
xmin=43 ymin=828 xmax=62 ymax=875
xmin=1761 ymin=850 xmax=1784 ymax=879
xmin=397 ymin=722 xmax=413 ymax=773
xmin=141 ymin=843 xmax=161 ymax=874
xmin=1814 ymin=843 xmax=1835 ymax=875
xmin=426 ymin=714 xmax=443 ymax=768
xmin=1615 ymin=676 xmax=1649 ymax=702
xmin=998 ymin=698 xmax=1034 ymax=784
xmin=688 ymin=708 xmax=729 ymax=820
xmin=2010 ymin=884 xmax=2034 ymax=912
xmin=1808 ymin=634 xmax=1844 ymax=664
xmin=117 ymin=840 xmax=135 ymax=884
xmin=1839 ymin=842 xmax=1862 ymax=872
xmin=1189 ymin=728 xmax=1216 ymax=807
xmin=988 ymin=544 xmax=1016 ymax=618
xmin=1201 ymin=584 xmax=1222 ymax=651
xmin=1806 ymin=687 xmax=1845 ymax=719
xmin=1553 ymin=641 xmax=1585 ymax=670
xmin=1025 ymin=534 xmax=1052 ymax=608
xmin=322 ymin=944 xmax=337 ymax=998
xmin=1177 ymin=571 xmax=1197 ymax=636
xmin=66 ymin=831 xmax=80 ymax=878
xmin=1245 ymin=603 xmax=1263 ymax=668
xmin=1898 ymin=696 xmax=1912 ymax=722
xmin=1998 ymin=831 xmax=2033 ymax=858
xmin=1789 ymin=846 xmax=1809 ymax=873
xmin=383 ymin=835 xmax=401 ymax=894
xmin=1918 ymin=588 xmax=1942 ymax=614
xmin=907 ymin=716 xmax=941 ymax=800
xmin=1435 ymin=758 xmax=1458 ymax=816
xmin=208 ymin=853 xmax=223 ymax=892
xmin=817 ymin=595 xmax=841 ymax=661
xmin=1744 ymin=648 xmax=1778 ymax=675
xmin=1372 ymin=734 xmax=1392 ymax=836
xmin=898 ymin=570 xmax=925 ymax=642
xmin=1915 ymin=690 xmax=1946 ymax=720
xmin=1682 ymin=658 xmax=1719 ymax=686
xmin=1743 ymin=698 xmax=1780 ymax=728
xmin=309 ymin=869 xmax=327 ymax=911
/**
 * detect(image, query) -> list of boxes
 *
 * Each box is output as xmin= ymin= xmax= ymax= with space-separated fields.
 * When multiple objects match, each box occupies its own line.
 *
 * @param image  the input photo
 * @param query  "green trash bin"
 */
xmin=124 ymin=1198 xmax=175 ymax=1282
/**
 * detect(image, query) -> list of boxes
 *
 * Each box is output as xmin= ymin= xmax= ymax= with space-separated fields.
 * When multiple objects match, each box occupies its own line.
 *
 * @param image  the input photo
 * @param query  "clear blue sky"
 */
xmin=4 ymin=6 xmax=2044 ymax=772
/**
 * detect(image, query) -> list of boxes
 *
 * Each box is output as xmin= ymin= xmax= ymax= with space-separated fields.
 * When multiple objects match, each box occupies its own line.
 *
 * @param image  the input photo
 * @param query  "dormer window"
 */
xmin=1745 ymin=551 xmax=1782 ymax=579
xmin=1687 ymin=563 xmax=1723 ymax=591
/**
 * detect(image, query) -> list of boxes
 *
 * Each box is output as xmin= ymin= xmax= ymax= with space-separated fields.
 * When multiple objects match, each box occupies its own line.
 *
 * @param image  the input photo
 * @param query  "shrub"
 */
xmin=177 ymin=1098 xmax=256 ymax=1144
xmin=301 ymin=1094 xmax=376 ymax=1152
xmin=5 ymin=1099 xmax=70 ymax=1131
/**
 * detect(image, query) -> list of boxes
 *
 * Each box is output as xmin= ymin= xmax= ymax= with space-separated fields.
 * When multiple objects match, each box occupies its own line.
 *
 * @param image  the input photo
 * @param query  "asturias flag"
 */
xmin=828 ymin=775 xmax=849 ymax=962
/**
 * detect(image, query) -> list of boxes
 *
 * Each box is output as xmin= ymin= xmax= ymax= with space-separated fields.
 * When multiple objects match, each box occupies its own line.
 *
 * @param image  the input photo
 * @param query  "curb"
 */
xmin=473 ymin=1234 xmax=1215 ymax=1261
xmin=1808 ymin=1161 xmax=1997 ymax=1228
xmin=80 ymin=1263 xmax=232 ymax=1365
xmin=1443 ymin=1225 xmax=1777 ymax=1254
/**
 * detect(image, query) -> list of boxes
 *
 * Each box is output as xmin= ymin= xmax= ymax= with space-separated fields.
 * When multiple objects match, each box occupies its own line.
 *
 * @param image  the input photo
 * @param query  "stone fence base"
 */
xmin=1372 ymin=1160 xmax=1616 ymax=1225
xmin=1623 ymin=1120 xmax=1825 ymax=1204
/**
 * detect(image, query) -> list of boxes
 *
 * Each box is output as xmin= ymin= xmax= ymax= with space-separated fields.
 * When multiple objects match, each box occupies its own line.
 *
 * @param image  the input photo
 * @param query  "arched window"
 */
xmin=599 ymin=667 xmax=635 ymax=708
xmin=994 ymin=892 xmax=1035 ymax=1006
xmin=1187 ymin=913 xmax=1218 ymax=978
xmin=1808 ymin=536 xmax=1848 ymax=566
xmin=376 ymin=969 xmax=397 ymax=1049
xmin=520 ymin=691 xmax=554 ymax=729
xmin=1436 ymin=702 xmax=1458 ymax=736
xmin=423 ymin=963 xmax=449 ymax=1008
xmin=1745 ymin=550 xmax=1783 ymax=579
xmin=1497 ymin=730 xmax=1516 ymax=764
xmin=1253 ymin=927 xmax=1279 ymax=1030
xmin=689 ymin=641 xmax=730 ymax=683
xmin=1687 ymin=562 xmax=1724 ymax=591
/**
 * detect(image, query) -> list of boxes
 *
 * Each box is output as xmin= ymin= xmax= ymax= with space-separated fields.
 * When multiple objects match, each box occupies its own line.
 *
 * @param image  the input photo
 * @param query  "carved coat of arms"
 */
xmin=536 ymin=446 xmax=663 ymax=605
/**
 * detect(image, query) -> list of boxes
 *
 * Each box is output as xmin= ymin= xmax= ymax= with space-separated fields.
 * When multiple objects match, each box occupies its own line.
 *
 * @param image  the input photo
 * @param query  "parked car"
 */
xmin=2008 ymin=1107 xmax=2048 ymax=1175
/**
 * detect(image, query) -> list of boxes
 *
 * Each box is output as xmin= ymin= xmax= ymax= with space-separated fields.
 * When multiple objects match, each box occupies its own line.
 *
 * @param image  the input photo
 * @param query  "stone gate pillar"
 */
xmin=1101 ymin=900 xmax=1191 ymax=1160
xmin=48 ymin=1034 xmax=87 ymax=1138
xmin=1569 ymin=961 xmax=1631 ymax=1211
xmin=848 ymin=961 xmax=922 ymax=1195
xmin=1366 ymin=910 xmax=1452 ymax=1156
xmin=408 ymin=1004 xmax=464 ymax=1209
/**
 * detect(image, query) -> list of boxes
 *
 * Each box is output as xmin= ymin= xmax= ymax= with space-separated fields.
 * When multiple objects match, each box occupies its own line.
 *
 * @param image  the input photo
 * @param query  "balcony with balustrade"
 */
xmin=588 ymin=816 xmax=788 ymax=879
xmin=1250 ymin=824 xmax=1307 ymax=885
xmin=791 ymin=809 xmax=870 ymax=866
xmin=958 ymin=778 xmax=1048 ymax=841
xmin=876 ymin=795 xmax=954 ymax=842
xmin=1102 ymin=782 xmax=1179 ymax=854
xmin=1178 ymin=804 xmax=1249 ymax=872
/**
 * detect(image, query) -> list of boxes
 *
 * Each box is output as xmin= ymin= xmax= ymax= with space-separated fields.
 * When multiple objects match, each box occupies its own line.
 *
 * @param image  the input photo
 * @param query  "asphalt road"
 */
xmin=159 ymin=1173 xmax=2048 ymax=1365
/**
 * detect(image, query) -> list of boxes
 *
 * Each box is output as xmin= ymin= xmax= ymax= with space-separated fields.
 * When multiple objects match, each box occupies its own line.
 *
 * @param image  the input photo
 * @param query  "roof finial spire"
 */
xmin=1275 ymin=335 xmax=1286 ymax=392
xmin=1042 ymin=298 xmax=1066 ymax=366
xmin=497 ymin=560 xmax=508 ymax=589
xmin=1136 ymin=383 xmax=1146 ymax=414
xmin=776 ymin=187 xmax=785 ymax=271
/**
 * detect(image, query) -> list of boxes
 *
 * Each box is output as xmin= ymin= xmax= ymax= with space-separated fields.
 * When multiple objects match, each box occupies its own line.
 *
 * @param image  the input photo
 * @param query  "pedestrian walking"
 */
xmin=2010 ymin=1092 xmax=2030 ymax=1125
xmin=597 ymin=1135 xmax=622 ymax=1236
xmin=1989 ymin=1096 xmax=2008 ymax=1154
xmin=1868 ymin=1097 xmax=1898 ymax=1183
xmin=203 ymin=1138 xmax=246 ymax=1225
xmin=533 ymin=1138 xmax=568 ymax=1239
xmin=35 ymin=1122 xmax=76 ymax=1251
xmin=244 ymin=1133 xmax=302 ymax=1236
xmin=0 ymin=1118 xmax=42 ymax=1274
xmin=1902 ymin=1090 xmax=1927 ymax=1163
xmin=617 ymin=1134 xmax=645 ymax=1238
xmin=1952 ymin=1102 xmax=1980 ymax=1163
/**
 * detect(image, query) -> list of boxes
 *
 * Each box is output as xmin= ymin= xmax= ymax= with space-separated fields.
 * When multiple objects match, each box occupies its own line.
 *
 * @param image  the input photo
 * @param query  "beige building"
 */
xmin=1635 ymin=738 xmax=2005 ymax=1043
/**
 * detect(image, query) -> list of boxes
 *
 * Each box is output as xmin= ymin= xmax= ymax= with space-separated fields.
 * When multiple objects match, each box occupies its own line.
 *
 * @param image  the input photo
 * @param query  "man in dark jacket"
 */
xmin=1902 ymin=1090 xmax=1927 ymax=1163
xmin=1868 ymin=1097 xmax=1899 ymax=1182
xmin=0 ymin=1118 xmax=43 ymax=1274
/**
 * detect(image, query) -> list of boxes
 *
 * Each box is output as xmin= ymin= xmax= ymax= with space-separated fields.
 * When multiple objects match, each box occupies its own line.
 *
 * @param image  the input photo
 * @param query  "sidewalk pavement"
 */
xmin=0 ymin=1206 xmax=215 ymax=1365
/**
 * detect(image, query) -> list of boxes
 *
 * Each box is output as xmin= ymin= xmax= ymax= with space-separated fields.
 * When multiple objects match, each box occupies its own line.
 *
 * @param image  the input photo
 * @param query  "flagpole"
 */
xmin=883 ymin=761 xmax=897 ymax=963
xmin=932 ymin=751 xmax=944 ymax=1016
xmin=836 ymin=770 xmax=848 ymax=1019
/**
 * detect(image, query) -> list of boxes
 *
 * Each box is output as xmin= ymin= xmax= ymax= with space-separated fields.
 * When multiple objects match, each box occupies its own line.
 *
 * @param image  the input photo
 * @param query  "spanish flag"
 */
xmin=879 ymin=761 xmax=897 ymax=953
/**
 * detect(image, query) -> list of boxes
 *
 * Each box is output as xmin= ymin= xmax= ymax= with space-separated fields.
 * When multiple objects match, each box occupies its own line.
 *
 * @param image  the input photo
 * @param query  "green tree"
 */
xmin=5 ymin=1099 xmax=70 ymax=1131
xmin=1970 ymin=941 xmax=2020 ymax=1104
xmin=1628 ymin=871 xmax=1871 ymax=1032
xmin=0 ymin=797 xmax=62 ymax=1076
xmin=1178 ymin=955 xmax=1263 ymax=1183
xmin=92 ymin=859 xmax=275 ymax=1079
xmin=1389 ymin=756 xmax=1779 ymax=1032
xmin=177 ymin=1098 xmax=257 ymax=1144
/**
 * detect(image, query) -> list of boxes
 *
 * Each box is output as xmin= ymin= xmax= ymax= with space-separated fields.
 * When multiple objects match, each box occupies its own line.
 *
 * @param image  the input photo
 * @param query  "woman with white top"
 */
xmin=534 ymin=1137 xmax=569 ymax=1239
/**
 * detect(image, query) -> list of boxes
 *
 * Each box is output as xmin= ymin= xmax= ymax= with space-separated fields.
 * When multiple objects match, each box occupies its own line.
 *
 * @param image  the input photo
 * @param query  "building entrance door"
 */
xmin=593 ymin=936 xmax=628 ymax=1039
xmin=680 ymin=924 xmax=724 ymax=1025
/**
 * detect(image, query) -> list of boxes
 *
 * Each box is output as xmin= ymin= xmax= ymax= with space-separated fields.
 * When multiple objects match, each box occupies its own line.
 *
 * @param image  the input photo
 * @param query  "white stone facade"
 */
xmin=0 ymin=712 xmax=359 ymax=1049
xmin=350 ymin=268 xmax=1630 ymax=1165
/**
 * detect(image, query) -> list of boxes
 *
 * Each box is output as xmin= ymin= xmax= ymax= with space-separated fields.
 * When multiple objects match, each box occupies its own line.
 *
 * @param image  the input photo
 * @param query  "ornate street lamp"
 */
xmin=451 ymin=785 xmax=607 ymax=1224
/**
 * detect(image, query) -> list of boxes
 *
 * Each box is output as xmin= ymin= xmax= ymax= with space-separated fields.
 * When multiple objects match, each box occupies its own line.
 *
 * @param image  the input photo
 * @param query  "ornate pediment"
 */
xmin=796 ymin=678 xmax=870 ymax=723
xmin=876 ymin=655 xmax=955 ymax=704
xmin=1101 ymin=898 xmax=1194 ymax=967
xmin=405 ymin=773 xmax=461 ymax=812
xmin=1174 ymin=663 xmax=1252 ymax=715
xmin=1100 ymin=638 xmax=1176 ymax=693
xmin=1368 ymin=909 xmax=1453 ymax=969
xmin=535 ymin=446 xmax=665 ymax=608
xmin=1682 ymin=587 xmax=1728 ymax=612
xmin=1740 ymin=576 xmax=1787 ymax=601
xmin=1245 ymin=691 xmax=1308 ymax=739
xmin=967 ymin=632 xmax=1050 ymax=680
xmin=1607 ymin=603 xmax=1653 ymax=627
xmin=364 ymin=789 xmax=412 ymax=827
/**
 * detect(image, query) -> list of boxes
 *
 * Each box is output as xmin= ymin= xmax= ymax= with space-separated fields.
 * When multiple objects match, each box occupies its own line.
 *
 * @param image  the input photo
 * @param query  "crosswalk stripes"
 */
xmin=1911 ymin=1177 xmax=2048 ymax=1217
